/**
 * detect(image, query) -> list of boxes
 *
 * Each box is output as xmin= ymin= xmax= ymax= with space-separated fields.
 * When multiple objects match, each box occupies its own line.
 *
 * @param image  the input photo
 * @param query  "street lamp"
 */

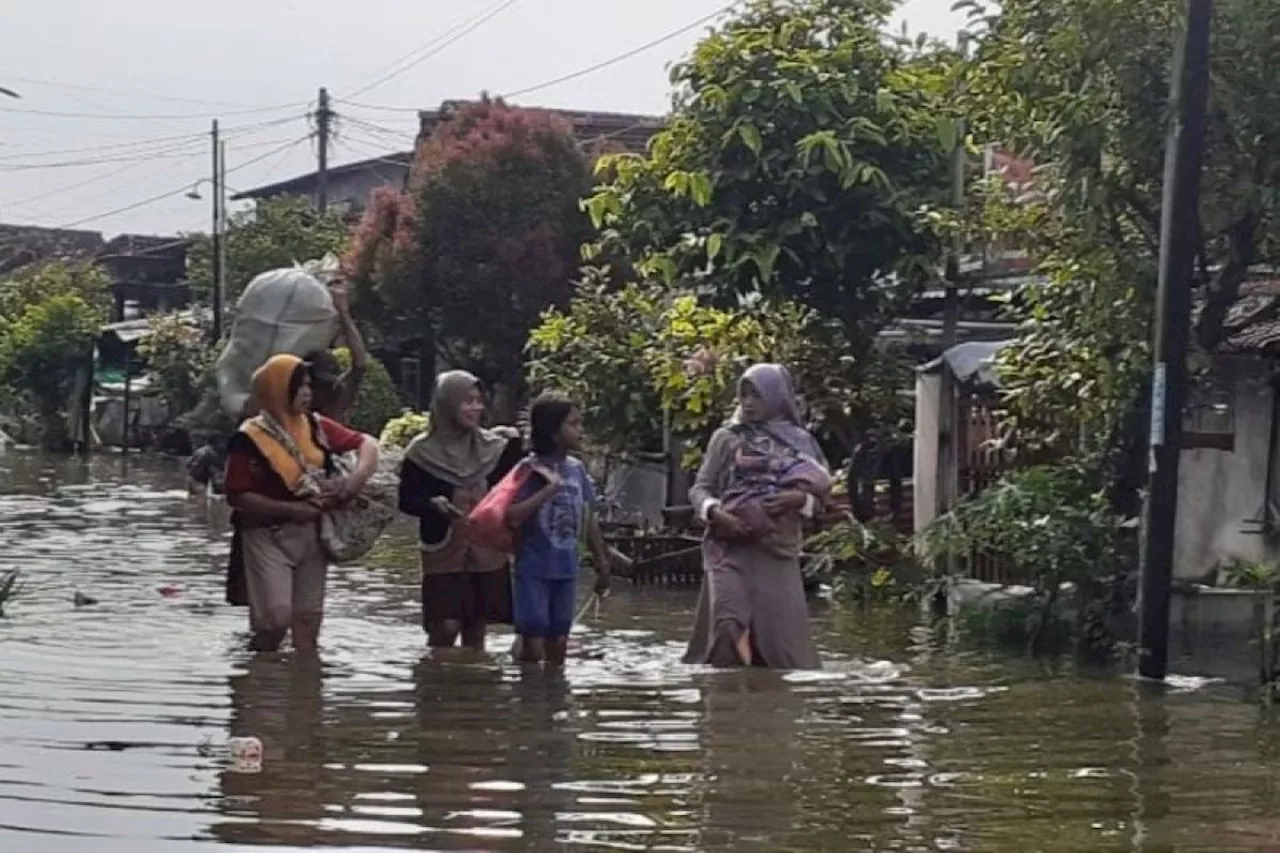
xmin=186 ymin=127 xmax=228 ymax=343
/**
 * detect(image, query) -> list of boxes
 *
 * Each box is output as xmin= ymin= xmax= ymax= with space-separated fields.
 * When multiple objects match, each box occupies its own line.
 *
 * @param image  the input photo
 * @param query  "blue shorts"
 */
xmin=513 ymin=574 xmax=577 ymax=639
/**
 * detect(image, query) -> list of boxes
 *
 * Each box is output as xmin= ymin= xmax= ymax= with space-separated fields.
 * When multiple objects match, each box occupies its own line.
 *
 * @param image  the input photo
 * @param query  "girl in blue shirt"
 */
xmin=505 ymin=393 xmax=612 ymax=665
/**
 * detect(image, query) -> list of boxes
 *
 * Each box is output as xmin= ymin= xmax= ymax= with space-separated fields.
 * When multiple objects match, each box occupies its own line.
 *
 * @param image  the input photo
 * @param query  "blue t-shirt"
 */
xmin=514 ymin=455 xmax=596 ymax=581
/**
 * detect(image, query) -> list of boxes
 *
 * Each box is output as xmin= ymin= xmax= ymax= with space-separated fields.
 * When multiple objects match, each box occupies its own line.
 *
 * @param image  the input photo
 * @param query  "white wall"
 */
xmin=1174 ymin=367 xmax=1280 ymax=580
xmin=914 ymin=372 xmax=942 ymax=534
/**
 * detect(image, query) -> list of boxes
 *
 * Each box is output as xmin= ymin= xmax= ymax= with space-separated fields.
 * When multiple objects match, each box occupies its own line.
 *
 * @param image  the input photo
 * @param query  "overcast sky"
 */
xmin=1 ymin=0 xmax=963 ymax=237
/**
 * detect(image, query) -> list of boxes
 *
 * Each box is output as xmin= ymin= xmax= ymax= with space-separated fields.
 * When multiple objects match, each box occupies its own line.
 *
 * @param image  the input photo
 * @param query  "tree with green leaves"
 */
xmin=187 ymin=196 xmax=349 ymax=303
xmin=576 ymin=0 xmax=949 ymax=456
xmin=528 ymin=276 xmax=912 ymax=464
xmin=0 ymin=294 xmax=100 ymax=424
xmin=0 ymin=262 xmax=112 ymax=435
xmin=137 ymin=313 xmax=216 ymax=421
xmin=585 ymin=0 xmax=950 ymax=341
xmin=957 ymin=0 xmax=1280 ymax=478
xmin=0 ymin=261 xmax=112 ymax=334
xmin=332 ymin=347 xmax=401 ymax=437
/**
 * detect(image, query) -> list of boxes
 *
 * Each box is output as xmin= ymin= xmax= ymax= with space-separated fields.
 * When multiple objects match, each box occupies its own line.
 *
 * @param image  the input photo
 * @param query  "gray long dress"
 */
xmin=682 ymin=426 xmax=822 ymax=670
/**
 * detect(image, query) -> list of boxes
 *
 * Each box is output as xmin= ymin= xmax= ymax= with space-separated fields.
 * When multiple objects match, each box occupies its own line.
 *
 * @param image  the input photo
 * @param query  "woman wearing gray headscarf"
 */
xmin=684 ymin=363 xmax=832 ymax=669
xmin=398 ymin=371 xmax=523 ymax=649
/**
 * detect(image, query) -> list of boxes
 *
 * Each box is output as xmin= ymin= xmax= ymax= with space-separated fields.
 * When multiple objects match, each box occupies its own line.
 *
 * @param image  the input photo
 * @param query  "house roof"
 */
xmin=418 ymin=101 xmax=664 ymax=154
xmin=0 ymin=224 xmax=188 ymax=279
xmin=917 ymin=340 xmax=1014 ymax=388
xmin=98 ymin=233 xmax=189 ymax=259
xmin=1217 ymin=278 xmax=1280 ymax=354
xmin=231 ymin=102 xmax=665 ymax=202
xmin=0 ymin=224 xmax=105 ymax=275
xmin=230 ymin=151 xmax=414 ymax=201
xmin=100 ymin=308 xmax=203 ymax=344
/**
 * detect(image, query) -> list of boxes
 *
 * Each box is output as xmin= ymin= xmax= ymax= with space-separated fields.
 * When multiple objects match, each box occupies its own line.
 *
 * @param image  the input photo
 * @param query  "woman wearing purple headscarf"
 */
xmin=684 ymin=363 xmax=832 ymax=669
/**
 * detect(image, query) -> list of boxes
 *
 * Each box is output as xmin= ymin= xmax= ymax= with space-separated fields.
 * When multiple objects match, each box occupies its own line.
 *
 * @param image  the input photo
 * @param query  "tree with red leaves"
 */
xmin=345 ymin=98 xmax=592 ymax=407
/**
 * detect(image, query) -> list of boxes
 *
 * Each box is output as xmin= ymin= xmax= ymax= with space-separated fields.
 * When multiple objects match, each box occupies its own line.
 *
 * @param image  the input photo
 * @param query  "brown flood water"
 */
xmin=4 ymin=452 xmax=1280 ymax=852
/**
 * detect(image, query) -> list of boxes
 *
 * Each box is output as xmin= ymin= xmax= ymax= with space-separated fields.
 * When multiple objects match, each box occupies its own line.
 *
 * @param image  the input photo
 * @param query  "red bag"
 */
xmin=467 ymin=464 xmax=533 ymax=555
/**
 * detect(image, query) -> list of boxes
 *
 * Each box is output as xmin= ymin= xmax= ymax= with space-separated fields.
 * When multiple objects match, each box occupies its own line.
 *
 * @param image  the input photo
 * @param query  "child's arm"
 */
xmin=586 ymin=511 xmax=612 ymax=594
xmin=504 ymin=468 xmax=560 ymax=529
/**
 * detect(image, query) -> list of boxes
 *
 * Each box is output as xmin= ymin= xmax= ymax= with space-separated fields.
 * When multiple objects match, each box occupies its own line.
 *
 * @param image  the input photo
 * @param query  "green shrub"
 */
xmin=138 ymin=313 xmax=215 ymax=419
xmin=379 ymin=410 xmax=430 ymax=450
xmin=333 ymin=347 xmax=401 ymax=437
xmin=917 ymin=463 xmax=1136 ymax=657
xmin=805 ymin=518 xmax=928 ymax=605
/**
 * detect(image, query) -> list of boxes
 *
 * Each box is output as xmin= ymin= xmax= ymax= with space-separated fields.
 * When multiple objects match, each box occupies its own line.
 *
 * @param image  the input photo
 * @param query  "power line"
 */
xmin=245 ymin=131 xmax=313 ymax=194
xmin=49 ymin=135 xmax=310 ymax=229
xmin=0 ymin=115 xmax=304 ymax=166
xmin=340 ymin=129 xmax=412 ymax=154
xmin=1 ymin=145 xmax=210 ymax=172
xmin=226 ymin=135 xmax=312 ymax=178
xmin=336 ymin=137 xmax=415 ymax=169
xmin=1 ymin=74 xmax=258 ymax=110
xmin=0 ymin=115 xmax=304 ymax=162
xmin=2 ymin=137 xmax=297 ymax=209
xmin=0 ymin=129 xmax=206 ymax=162
xmin=343 ymin=0 xmax=524 ymax=100
xmin=338 ymin=114 xmax=418 ymax=144
xmin=0 ymin=100 xmax=310 ymax=121
xmin=340 ymin=3 xmax=504 ymax=98
xmin=2 ymin=140 xmax=213 ymax=221
xmin=3 ymin=147 xmax=205 ymax=209
xmin=502 ymin=1 xmax=745 ymax=100
xmin=333 ymin=99 xmax=422 ymax=115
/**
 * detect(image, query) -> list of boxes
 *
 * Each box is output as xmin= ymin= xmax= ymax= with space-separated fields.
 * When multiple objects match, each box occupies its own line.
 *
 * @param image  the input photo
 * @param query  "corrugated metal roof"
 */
xmin=1219 ymin=278 xmax=1280 ymax=354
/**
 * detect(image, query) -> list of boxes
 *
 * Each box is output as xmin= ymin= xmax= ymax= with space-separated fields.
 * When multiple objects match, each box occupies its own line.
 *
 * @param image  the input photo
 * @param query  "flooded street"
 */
xmin=5 ymin=453 xmax=1280 ymax=851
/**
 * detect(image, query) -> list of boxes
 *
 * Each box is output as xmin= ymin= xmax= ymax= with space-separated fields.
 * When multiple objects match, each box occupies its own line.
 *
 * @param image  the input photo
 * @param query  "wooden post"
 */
xmin=80 ymin=341 xmax=94 ymax=454
xmin=121 ymin=361 xmax=132 ymax=453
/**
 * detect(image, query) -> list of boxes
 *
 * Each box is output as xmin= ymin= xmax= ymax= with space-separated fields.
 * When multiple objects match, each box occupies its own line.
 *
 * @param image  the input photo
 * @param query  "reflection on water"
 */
xmin=4 ymin=452 xmax=1280 ymax=851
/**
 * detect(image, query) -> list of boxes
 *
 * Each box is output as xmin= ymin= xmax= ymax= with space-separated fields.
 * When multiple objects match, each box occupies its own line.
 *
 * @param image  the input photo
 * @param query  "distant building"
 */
xmin=0 ymin=224 xmax=104 ymax=276
xmin=418 ymin=101 xmax=664 ymax=157
xmin=229 ymin=151 xmax=415 ymax=219
xmin=97 ymin=234 xmax=190 ymax=319
xmin=0 ymin=224 xmax=190 ymax=321
xmin=231 ymin=101 xmax=665 ymax=217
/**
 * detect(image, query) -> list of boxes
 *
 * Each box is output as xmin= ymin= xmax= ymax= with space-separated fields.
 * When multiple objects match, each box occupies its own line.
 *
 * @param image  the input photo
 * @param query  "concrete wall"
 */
xmin=1174 ymin=363 xmax=1279 ymax=579
xmin=913 ymin=372 xmax=942 ymax=533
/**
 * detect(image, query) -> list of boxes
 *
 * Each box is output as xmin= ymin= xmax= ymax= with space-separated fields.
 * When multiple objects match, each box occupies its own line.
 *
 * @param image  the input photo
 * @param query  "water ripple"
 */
xmin=1 ymin=453 xmax=1277 ymax=852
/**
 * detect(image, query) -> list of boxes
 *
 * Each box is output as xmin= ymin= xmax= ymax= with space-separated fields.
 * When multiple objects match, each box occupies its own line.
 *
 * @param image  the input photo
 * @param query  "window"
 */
xmin=1183 ymin=385 xmax=1234 ymax=451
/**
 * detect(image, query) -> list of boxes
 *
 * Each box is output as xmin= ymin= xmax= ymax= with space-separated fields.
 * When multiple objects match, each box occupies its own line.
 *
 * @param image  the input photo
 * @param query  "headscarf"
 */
xmin=239 ymin=353 xmax=325 ymax=490
xmin=403 ymin=370 xmax=509 ymax=487
xmin=732 ymin=363 xmax=825 ymax=462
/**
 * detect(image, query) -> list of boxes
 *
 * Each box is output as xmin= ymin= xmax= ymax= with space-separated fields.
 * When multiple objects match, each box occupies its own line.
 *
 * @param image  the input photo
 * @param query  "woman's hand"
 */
xmin=320 ymin=478 xmax=356 ymax=508
xmin=709 ymin=506 xmax=750 ymax=540
xmin=337 ymin=476 xmax=362 ymax=503
xmin=762 ymin=490 xmax=807 ymax=518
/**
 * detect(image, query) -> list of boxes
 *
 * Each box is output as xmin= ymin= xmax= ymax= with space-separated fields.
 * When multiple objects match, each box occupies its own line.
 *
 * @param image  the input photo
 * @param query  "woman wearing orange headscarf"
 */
xmin=223 ymin=354 xmax=378 ymax=653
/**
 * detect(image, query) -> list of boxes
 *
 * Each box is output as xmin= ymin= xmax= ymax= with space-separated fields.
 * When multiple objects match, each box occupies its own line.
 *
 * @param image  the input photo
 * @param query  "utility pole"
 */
xmin=1137 ymin=0 xmax=1213 ymax=681
xmin=218 ymin=137 xmax=227 ymax=335
xmin=942 ymin=31 xmax=969 ymax=350
xmin=316 ymin=87 xmax=332 ymax=213
xmin=210 ymin=119 xmax=223 ymax=344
